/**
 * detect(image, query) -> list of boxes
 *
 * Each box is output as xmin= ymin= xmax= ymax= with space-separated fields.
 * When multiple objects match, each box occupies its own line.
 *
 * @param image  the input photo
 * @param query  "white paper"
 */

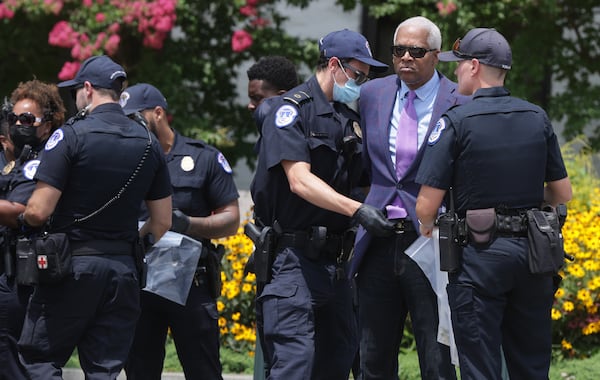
xmin=405 ymin=228 xmax=459 ymax=365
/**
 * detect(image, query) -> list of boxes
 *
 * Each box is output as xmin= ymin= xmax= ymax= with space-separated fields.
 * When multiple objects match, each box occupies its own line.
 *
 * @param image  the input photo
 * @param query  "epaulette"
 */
xmin=283 ymin=91 xmax=313 ymax=107
xmin=65 ymin=107 xmax=89 ymax=126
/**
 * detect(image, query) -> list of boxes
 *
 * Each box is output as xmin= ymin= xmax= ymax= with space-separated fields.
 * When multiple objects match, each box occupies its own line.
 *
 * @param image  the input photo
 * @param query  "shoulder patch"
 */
xmin=217 ymin=152 xmax=233 ymax=174
xmin=45 ymin=129 xmax=64 ymax=151
xmin=275 ymin=104 xmax=298 ymax=128
xmin=283 ymin=91 xmax=312 ymax=106
xmin=23 ymin=159 xmax=40 ymax=180
xmin=427 ymin=118 xmax=446 ymax=146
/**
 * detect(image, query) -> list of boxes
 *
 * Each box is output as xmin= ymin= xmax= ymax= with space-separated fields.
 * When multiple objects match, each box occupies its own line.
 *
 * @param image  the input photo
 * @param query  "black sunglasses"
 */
xmin=7 ymin=112 xmax=43 ymax=127
xmin=340 ymin=61 xmax=369 ymax=85
xmin=391 ymin=45 xmax=436 ymax=59
xmin=451 ymin=38 xmax=476 ymax=60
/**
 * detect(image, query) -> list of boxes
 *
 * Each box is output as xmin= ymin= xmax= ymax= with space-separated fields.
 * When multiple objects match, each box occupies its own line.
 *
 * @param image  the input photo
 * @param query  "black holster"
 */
xmin=135 ymin=234 xmax=153 ymax=288
xmin=244 ymin=222 xmax=277 ymax=295
xmin=203 ymin=242 xmax=225 ymax=300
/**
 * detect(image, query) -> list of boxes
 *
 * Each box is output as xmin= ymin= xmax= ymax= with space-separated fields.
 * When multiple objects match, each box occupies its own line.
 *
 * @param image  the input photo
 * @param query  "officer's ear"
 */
xmin=152 ymin=106 xmax=167 ymax=123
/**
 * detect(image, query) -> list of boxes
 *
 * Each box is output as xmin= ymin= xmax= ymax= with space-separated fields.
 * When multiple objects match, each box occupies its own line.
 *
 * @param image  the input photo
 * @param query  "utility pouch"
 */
xmin=305 ymin=226 xmax=327 ymax=260
xmin=205 ymin=243 xmax=225 ymax=300
xmin=465 ymin=208 xmax=497 ymax=245
xmin=437 ymin=212 xmax=460 ymax=272
xmin=15 ymin=237 xmax=38 ymax=286
xmin=34 ymin=233 xmax=72 ymax=285
xmin=526 ymin=209 xmax=564 ymax=275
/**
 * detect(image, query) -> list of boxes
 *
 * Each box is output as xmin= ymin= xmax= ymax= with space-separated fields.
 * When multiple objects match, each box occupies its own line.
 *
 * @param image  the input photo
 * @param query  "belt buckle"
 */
xmin=393 ymin=219 xmax=406 ymax=234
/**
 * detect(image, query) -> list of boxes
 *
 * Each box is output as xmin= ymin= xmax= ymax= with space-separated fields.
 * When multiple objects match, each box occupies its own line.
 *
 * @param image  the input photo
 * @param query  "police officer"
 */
xmin=0 ymin=79 xmax=66 ymax=380
xmin=251 ymin=29 xmax=395 ymax=380
xmin=246 ymin=56 xmax=299 ymax=380
xmin=17 ymin=56 xmax=173 ymax=379
xmin=120 ymin=83 xmax=240 ymax=380
xmin=415 ymin=28 xmax=572 ymax=380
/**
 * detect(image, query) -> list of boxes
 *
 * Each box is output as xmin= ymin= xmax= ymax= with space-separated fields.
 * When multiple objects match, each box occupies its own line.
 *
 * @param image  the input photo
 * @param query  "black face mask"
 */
xmin=10 ymin=124 xmax=40 ymax=154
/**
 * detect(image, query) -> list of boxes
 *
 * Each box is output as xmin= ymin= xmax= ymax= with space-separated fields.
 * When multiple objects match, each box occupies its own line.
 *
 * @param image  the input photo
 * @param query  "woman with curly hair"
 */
xmin=0 ymin=79 xmax=65 ymax=380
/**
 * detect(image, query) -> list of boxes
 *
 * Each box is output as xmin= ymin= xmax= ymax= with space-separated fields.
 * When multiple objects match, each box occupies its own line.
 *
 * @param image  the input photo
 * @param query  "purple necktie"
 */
xmin=395 ymin=90 xmax=418 ymax=179
xmin=387 ymin=90 xmax=417 ymax=219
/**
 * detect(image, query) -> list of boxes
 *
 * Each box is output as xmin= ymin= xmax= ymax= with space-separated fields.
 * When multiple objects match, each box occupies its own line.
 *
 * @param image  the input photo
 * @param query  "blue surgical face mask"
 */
xmin=332 ymin=62 xmax=361 ymax=103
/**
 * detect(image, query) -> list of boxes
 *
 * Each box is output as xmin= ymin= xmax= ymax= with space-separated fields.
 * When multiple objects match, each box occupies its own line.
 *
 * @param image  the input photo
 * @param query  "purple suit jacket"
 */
xmin=349 ymin=72 xmax=470 ymax=277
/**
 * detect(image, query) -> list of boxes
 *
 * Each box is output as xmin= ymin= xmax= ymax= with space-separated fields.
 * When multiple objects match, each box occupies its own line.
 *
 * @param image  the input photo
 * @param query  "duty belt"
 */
xmin=71 ymin=240 xmax=134 ymax=256
xmin=276 ymin=231 xmax=344 ymax=260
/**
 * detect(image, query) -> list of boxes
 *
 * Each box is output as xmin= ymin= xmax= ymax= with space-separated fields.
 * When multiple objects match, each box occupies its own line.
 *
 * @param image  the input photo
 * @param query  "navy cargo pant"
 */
xmin=0 ymin=274 xmax=32 ymax=380
xmin=18 ymin=255 xmax=140 ymax=380
xmin=448 ymin=237 xmax=554 ymax=380
xmin=257 ymin=246 xmax=357 ymax=380
xmin=125 ymin=273 xmax=222 ymax=380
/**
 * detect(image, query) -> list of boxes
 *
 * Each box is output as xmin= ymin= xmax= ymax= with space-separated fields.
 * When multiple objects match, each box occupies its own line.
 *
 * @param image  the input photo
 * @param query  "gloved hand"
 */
xmin=171 ymin=209 xmax=191 ymax=234
xmin=352 ymin=204 xmax=396 ymax=237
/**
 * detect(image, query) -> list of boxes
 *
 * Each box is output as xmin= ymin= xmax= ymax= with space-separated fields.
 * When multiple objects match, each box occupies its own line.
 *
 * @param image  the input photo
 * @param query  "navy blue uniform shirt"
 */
xmin=35 ymin=103 xmax=172 ymax=242
xmin=416 ymin=86 xmax=567 ymax=214
xmin=251 ymin=75 xmax=363 ymax=233
xmin=140 ymin=130 xmax=238 ymax=220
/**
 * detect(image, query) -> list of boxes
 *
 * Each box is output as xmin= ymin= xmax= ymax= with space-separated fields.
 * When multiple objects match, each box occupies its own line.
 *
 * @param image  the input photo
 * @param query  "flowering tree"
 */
xmin=0 ymin=0 xmax=317 ymax=164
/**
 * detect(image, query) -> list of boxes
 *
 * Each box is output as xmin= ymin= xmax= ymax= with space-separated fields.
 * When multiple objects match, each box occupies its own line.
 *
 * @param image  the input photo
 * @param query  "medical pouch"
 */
xmin=34 ymin=233 xmax=72 ymax=284
xmin=465 ymin=208 xmax=496 ymax=245
xmin=526 ymin=209 xmax=564 ymax=276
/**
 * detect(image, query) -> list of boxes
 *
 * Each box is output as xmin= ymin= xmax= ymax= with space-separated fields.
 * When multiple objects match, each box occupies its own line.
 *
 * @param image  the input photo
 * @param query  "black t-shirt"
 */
xmin=35 ymin=103 xmax=172 ymax=242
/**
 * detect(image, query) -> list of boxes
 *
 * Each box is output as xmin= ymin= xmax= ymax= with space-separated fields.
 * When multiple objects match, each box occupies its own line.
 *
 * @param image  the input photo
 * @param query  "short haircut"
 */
xmin=247 ymin=56 xmax=299 ymax=92
xmin=10 ymin=79 xmax=66 ymax=131
xmin=394 ymin=16 xmax=442 ymax=50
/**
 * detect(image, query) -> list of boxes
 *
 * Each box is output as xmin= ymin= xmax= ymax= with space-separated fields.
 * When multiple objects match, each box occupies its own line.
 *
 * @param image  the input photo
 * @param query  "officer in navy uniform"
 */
xmin=251 ymin=29 xmax=396 ymax=380
xmin=415 ymin=28 xmax=572 ymax=380
xmin=17 ymin=56 xmax=173 ymax=379
xmin=0 ymin=99 xmax=16 ymax=197
xmin=121 ymin=83 xmax=240 ymax=380
xmin=0 ymin=79 xmax=66 ymax=380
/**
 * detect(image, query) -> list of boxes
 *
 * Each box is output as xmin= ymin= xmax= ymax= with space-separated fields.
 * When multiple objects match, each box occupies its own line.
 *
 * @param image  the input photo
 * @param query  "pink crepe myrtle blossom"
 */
xmin=231 ymin=29 xmax=253 ymax=52
xmin=58 ymin=61 xmax=81 ymax=81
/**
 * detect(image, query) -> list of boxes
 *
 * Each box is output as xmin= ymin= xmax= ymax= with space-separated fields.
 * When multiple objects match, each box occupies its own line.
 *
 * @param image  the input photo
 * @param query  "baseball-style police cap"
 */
xmin=120 ymin=83 xmax=168 ymax=116
xmin=57 ymin=55 xmax=127 ymax=90
xmin=319 ymin=29 xmax=388 ymax=73
xmin=438 ymin=28 xmax=512 ymax=70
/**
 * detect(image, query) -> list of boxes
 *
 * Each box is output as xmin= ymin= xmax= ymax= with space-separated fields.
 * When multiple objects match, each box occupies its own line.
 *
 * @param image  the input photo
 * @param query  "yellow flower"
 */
xmin=561 ymin=339 xmax=573 ymax=351
xmin=217 ymin=300 xmax=225 ymax=312
xmin=551 ymin=308 xmax=562 ymax=320
xmin=232 ymin=312 xmax=241 ymax=321
xmin=563 ymin=301 xmax=574 ymax=312
xmin=554 ymin=288 xmax=565 ymax=298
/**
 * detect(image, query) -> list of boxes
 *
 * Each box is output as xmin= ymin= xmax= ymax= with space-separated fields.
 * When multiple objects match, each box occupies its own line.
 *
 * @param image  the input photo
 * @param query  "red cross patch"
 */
xmin=37 ymin=255 xmax=48 ymax=270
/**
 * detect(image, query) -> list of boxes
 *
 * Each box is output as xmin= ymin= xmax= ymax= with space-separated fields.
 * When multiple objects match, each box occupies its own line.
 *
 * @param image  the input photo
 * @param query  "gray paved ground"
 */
xmin=62 ymin=368 xmax=251 ymax=380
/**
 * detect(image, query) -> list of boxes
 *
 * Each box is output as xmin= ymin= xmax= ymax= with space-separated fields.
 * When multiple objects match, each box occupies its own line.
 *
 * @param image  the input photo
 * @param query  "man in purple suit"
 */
xmin=351 ymin=16 xmax=470 ymax=380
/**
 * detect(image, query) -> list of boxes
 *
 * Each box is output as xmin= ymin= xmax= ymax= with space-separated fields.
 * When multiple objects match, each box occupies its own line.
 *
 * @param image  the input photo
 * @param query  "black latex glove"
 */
xmin=171 ymin=209 xmax=191 ymax=234
xmin=352 ymin=204 xmax=395 ymax=237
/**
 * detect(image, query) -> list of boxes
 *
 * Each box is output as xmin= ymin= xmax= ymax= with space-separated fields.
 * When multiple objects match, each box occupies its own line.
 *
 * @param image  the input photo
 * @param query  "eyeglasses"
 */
xmin=340 ymin=61 xmax=370 ymax=85
xmin=7 ymin=112 xmax=43 ymax=127
xmin=451 ymin=38 xmax=476 ymax=60
xmin=391 ymin=45 xmax=436 ymax=59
